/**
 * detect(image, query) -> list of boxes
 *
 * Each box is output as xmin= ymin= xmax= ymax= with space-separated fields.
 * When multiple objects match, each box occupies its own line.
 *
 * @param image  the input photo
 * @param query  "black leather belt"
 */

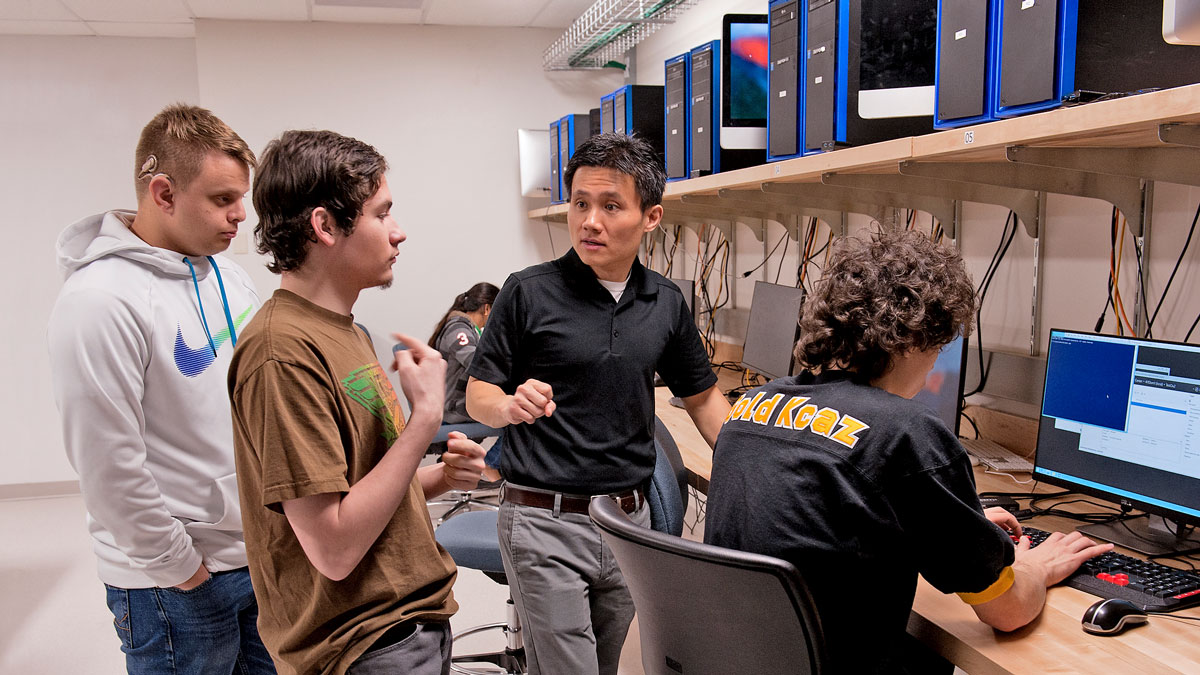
xmin=501 ymin=484 xmax=643 ymax=515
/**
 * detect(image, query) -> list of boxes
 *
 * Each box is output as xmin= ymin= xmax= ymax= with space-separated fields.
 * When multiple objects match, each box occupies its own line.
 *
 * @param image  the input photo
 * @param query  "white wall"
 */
xmin=1 ymin=35 xmax=199 ymax=486
xmin=4 ymin=21 xmax=620 ymax=488
xmin=193 ymin=18 xmax=622 ymax=369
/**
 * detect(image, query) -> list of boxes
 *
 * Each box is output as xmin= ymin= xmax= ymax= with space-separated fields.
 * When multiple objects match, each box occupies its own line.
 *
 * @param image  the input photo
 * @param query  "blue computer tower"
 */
xmin=555 ymin=114 xmax=593 ymax=203
xmin=665 ymin=52 xmax=691 ymax=182
xmin=548 ymin=119 xmax=562 ymax=203
xmin=688 ymin=41 xmax=722 ymax=176
xmin=991 ymin=0 xmax=1078 ymax=118
xmin=804 ymin=0 xmax=938 ymax=152
xmin=767 ymin=0 xmax=807 ymax=161
xmin=600 ymin=92 xmax=616 ymax=134
xmin=933 ymin=0 xmax=1001 ymax=129
xmin=992 ymin=0 xmax=1200 ymax=119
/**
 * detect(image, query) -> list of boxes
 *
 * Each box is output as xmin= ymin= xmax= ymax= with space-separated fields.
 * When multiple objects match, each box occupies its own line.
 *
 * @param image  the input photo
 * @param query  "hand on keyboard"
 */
xmin=1014 ymin=530 xmax=1114 ymax=587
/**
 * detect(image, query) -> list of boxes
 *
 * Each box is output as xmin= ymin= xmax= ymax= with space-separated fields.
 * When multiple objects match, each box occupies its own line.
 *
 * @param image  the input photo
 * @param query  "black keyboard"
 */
xmin=1020 ymin=526 xmax=1200 ymax=612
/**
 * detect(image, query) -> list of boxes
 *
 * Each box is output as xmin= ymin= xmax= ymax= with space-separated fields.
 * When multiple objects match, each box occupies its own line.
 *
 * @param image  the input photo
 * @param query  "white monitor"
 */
xmin=1165 ymin=0 xmax=1200 ymax=44
xmin=517 ymin=128 xmax=551 ymax=198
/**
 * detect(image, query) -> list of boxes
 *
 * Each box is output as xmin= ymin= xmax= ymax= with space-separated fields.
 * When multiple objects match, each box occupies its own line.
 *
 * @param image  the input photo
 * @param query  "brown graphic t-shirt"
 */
xmin=229 ymin=289 xmax=457 ymax=675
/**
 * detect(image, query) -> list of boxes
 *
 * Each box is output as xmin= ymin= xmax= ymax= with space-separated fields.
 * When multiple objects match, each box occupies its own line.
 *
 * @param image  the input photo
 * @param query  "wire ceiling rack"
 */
xmin=543 ymin=0 xmax=701 ymax=70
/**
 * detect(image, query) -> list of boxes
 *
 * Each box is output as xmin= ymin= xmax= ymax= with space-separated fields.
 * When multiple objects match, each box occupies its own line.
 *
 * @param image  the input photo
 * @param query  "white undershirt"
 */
xmin=597 ymin=274 xmax=629 ymax=302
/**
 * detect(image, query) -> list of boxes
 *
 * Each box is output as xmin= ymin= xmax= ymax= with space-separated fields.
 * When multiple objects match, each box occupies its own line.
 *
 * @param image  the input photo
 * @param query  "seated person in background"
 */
xmin=704 ymin=229 xmax=1112 ymax=674
xmin=429 ymin=282 xmax=502 ymax=482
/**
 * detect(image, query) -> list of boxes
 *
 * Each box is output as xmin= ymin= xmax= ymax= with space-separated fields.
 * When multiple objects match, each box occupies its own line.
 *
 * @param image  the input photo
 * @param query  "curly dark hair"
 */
xmin=252 ymin=130 xmax=388 ymax=273
xmin=794 ymin=229 xmax=976 ymax=382
xmin=564 ymin=132 xmax=665 ymax=210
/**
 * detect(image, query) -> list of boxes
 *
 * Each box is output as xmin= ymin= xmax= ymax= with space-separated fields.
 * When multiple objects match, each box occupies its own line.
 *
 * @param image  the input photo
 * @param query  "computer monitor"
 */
xmin=741 ymin=281 xmax=806 ymax=380
xmin=1165 ymin=0 xmax=1200 ymax=44
xmin=1033 ymin=329 xmax=1200 ymax=555
xmin=667 ymin=278 xmax=695 ymax=319
xmin=722 ymin=13 xmax=769 ymax=151
xmin=912 ymin=334 xmax=967 ymax=436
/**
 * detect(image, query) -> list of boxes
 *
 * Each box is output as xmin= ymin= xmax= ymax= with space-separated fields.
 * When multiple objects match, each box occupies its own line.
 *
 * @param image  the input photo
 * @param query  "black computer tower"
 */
xmin=588 ymin=108 xmax=602 ymax=137
xmin=613 ymin=85 xmax=665 ymax=160
xmin=804 ymin=0 xmax=938 ymax=152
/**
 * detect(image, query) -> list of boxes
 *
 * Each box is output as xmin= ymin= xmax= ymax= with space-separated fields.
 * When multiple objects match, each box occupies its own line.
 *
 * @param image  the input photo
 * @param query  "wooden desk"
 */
xmin=655 ymin=394 xmax=1200 ymax=674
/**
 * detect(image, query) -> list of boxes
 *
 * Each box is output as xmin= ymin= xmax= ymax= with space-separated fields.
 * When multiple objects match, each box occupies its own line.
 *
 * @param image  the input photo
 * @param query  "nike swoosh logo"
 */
xmin=174 ymin=306 xmax=254 ymax=378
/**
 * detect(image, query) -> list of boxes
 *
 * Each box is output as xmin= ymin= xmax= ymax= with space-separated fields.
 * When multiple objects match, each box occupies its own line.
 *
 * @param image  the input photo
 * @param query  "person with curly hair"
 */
xmin=704 ymin=229 xmax=1111 ymax=673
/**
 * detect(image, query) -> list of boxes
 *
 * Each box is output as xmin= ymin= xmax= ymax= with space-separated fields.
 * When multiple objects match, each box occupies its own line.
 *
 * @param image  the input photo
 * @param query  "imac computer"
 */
xmin=722 ymin=14 xmax=769 ymax=153
xmin=741 ymin=281 xmax=807 ymax=380
xmin=1165 ymin=0 xmax=1200 ymax=44
xmin=912 ymin=334 xmax=967 ymax=435
xmin=1033 ymin=329 xmax=1200 ymax=556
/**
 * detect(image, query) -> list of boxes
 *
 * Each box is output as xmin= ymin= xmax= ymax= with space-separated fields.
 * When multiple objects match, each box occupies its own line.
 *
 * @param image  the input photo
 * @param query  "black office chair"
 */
xmin=588 ymin=495 xmax=827 ymax=675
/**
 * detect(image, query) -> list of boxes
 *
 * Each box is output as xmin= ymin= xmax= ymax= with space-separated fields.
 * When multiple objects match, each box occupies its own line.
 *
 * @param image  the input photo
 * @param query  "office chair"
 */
xmin=434 ymin=510 xmax=525 ymax=675
xmin=588 ymin=496 xmax=828 ymax=675
xmin=426 ymin=422 xmax=505 ymax=525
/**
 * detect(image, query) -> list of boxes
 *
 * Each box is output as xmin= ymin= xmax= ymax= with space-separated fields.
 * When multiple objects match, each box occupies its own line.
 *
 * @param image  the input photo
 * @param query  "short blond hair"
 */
xmin=134 ymin=103 xmax=255 ymax=199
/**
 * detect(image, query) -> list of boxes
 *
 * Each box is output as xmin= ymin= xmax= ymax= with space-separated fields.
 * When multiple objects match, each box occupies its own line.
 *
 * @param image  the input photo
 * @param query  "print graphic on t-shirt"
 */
xmin=726 ymin=391 xmax=870 ymax=449
xmin=173 ymin=305 xmax=254 ymax=378
xmin=341 ymin=363 xmax=404 ymax=443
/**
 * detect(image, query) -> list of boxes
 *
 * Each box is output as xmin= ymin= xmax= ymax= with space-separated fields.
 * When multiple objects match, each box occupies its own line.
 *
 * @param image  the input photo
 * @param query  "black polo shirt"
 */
xmin=705 ymin=371 xmax=1015 ymax=673
xmin=469 ymin=248 xmax=716 ymax=493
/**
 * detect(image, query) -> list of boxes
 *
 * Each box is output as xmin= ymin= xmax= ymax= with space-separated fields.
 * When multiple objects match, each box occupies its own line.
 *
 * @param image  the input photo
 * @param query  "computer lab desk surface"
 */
xmin=654 ymin=390 xmax=1200 ymax=674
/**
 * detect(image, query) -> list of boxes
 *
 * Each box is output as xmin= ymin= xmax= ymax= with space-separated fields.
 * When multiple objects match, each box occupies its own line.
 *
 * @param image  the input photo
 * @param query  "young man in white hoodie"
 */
xmin=48 ymin=104 xmax=275 ymax=674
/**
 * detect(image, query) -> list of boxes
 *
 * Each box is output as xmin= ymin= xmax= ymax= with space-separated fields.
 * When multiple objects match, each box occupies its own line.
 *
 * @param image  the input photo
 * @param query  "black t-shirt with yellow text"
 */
xmin=704 ymin=370 xmax=1014 ymax=673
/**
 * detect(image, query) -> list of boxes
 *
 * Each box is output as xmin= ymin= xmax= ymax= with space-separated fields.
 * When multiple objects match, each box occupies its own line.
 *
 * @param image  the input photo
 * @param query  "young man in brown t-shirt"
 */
xmin=228 ymin=130 xmax=487 ymax=675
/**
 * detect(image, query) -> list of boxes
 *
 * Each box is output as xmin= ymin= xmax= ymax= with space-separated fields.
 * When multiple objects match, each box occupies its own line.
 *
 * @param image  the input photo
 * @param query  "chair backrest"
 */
xmin=647 ymin=439 xmax=684 ymax=536
xmin=432 ymin=421 xmax=503 ymax=444
xmin=653 ymin=416 xmax=689 ymax=514
xmin=589 ymin=496 xmax=826 ymax=675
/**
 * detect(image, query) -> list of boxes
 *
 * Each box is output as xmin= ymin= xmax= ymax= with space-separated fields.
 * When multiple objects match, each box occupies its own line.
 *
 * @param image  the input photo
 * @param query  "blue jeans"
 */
xmin=484 ymin=435 xmax=504 ymax=469
xmin=104 ymin=567 xmax=276 ymax=675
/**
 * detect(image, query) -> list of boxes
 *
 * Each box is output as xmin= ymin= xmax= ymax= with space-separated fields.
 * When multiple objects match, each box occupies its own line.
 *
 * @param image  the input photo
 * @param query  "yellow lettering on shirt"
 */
xmin=752 ymin=394 xmax=784 ymax=426
xmin=773 ymin=396 xmax=810 ymax=430
xmin=793 ymin=404 xmax=818 ymax=431
xmin=737 ymin=392 xmax=765 ymax=422
xmin=830 ymin=415 xmax=869 ymax=449
xmin=727 ymin=395 xmax=753 ymax=423
xmin=810 ymin=408 xmax=839 ymax=436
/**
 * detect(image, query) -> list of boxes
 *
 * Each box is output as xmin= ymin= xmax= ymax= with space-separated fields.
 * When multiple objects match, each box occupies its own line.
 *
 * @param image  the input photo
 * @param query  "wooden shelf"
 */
xmin=529 ymin=83 xmax=1200 ymax=229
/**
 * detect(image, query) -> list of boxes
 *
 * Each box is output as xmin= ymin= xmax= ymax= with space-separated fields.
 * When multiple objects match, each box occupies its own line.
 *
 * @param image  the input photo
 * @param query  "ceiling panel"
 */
xmin=88 ymin=20 xmax=194 ymax=37
xmin=0 ymin=0 xmax=75 ymax=21
xmin=529 ymin=0 xmax=593 ymax=29
xmin=310 ymin=5 xmax=422 ymax=23
xmin=59 ymin=0 xmax=192 ymax=23
xmin=0 ymin=18 xmax=90 ymax=34
xmin=423 ymin=0 xmax=542 ymax=27
xmin=187 ymin=0 xmax=308 ymax=22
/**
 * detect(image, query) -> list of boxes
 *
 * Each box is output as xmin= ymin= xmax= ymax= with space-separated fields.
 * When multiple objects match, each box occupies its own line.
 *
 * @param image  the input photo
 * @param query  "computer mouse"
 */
xmin=1081 ymin=598 xmax=1149 ymax=635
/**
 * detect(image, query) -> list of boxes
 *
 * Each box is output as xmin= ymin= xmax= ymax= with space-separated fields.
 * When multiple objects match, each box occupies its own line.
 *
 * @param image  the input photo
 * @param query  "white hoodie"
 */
xmin=48 ymin=210 xmax=260 ymax=588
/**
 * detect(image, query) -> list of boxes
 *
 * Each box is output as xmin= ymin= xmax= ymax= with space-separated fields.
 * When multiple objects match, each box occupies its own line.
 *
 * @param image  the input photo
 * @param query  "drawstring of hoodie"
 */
xmin=184 ymin=257 xmax=238 ymax=357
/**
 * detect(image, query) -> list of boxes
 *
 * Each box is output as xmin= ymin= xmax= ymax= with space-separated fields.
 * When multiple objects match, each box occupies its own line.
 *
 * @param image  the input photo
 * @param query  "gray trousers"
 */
xmin=345 ymin=622 xmax=452 ymax=675
xmin=498 ymin=494 xmax=651 ymax=675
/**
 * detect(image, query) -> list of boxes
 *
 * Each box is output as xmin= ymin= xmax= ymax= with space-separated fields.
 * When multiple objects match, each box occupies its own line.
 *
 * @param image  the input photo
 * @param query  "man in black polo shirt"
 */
xmin=705 ymin=230 xmax=1112 ymax=673
xmin=467 ymin=133 xmax=729 ymax=675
